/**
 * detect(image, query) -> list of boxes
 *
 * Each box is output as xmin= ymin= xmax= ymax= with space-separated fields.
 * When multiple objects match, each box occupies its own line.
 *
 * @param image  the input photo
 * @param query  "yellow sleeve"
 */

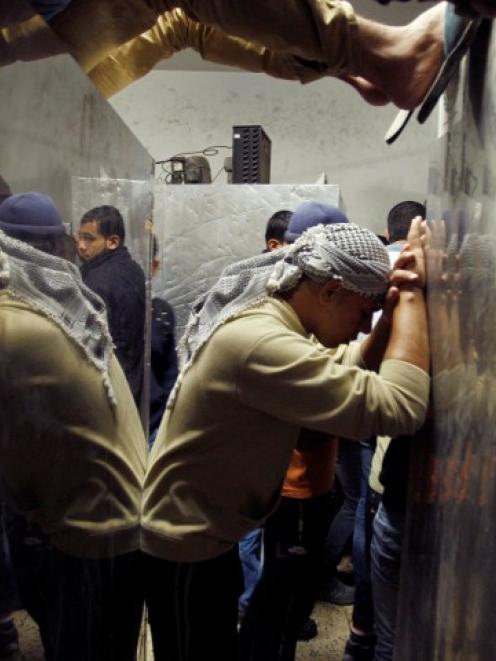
xmin=88 ymin=8 xmax=332 ymax=98
xmin=50 ymin=0 xmax=360 ymax=80
xmin=237 ymin=329 xmax=430 ymax=441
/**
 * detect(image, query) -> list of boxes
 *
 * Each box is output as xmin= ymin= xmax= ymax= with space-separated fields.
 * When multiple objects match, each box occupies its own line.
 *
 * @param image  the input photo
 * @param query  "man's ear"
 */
xmin=267 ymin=238 xmax=283 ymax=251
xmin=318 ymin=279 xmax=341 ymax=304
xmin=105 ymin=234 xmax=121 ymax=251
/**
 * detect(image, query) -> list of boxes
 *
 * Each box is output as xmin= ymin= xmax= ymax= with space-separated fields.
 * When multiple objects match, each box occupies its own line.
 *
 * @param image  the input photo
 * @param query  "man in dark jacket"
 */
xmin=77 ymin=205 xmax=145 ymax=405
xmin=149 ymin=235 xmax=178 ymax=444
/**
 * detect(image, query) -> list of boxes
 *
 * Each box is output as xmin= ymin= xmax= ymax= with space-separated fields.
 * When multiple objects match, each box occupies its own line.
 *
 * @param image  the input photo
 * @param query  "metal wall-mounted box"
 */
xmin=232 ymin=125 xmax=271 ymax=183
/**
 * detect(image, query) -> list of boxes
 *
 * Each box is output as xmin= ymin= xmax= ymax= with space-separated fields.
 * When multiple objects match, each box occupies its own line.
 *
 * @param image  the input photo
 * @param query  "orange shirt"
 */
xmin=282 ymin=434 xmax=338 ymax=499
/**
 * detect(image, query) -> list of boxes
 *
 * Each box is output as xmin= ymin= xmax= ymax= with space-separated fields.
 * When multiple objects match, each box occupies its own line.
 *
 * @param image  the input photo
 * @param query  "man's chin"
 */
xmin=320 ymin=338 xmax=341 ymax=349
xmin=316 ymin=334 xmax=354 ymax=348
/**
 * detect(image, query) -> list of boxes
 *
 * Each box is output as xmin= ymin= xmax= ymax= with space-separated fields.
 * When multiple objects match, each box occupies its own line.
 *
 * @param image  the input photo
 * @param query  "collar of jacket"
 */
xmin=81 ymin=245 xmax=130 ymax=273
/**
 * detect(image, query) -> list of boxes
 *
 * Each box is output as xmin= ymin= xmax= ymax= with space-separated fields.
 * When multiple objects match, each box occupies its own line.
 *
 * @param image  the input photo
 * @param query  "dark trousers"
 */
xmin=7 ymin=514 xmax=143 ymax=661
xmin=144 ymin=546 xmax=243 ymax=661
xmin=352 ymin=483 xmax=382 ymax=632
xmin=0 ymin=500 xmax=18 ymax=617
xmin=238 ymin=494 xmax=332 ymax=661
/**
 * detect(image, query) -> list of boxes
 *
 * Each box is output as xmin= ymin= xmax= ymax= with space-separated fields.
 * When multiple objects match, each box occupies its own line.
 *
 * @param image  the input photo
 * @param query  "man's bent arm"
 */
xmin=363 ymin=216 xmax=429 ymax=373
xmin=89 ymin=9 xmax=329 ymax=97
xmin=48 ymin=0 xmax=360 ymax=78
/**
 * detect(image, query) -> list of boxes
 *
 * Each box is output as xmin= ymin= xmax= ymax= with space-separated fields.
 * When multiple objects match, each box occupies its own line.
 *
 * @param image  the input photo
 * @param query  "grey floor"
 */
xmin=13 ymin=600 xmax=351 ymax=660
xmin=12 ymin=611 xmax=43 ymax=661
xmin=296 ymin=601 xmax=351 ymax=660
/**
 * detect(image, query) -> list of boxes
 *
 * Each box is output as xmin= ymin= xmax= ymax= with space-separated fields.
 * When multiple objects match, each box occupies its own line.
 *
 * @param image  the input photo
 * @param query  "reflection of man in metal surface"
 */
xmin=0 ymin=193 xmax=147 ymax=661
xmin=140 ymin=221 xmax=430 ymax=661
xmin=367 ymin=201 xmax=426 ymax=661
xmin=149 ymin=234 xmax=179 ymax=444
xmin=78 ymin=205 xmax=146 ymax=405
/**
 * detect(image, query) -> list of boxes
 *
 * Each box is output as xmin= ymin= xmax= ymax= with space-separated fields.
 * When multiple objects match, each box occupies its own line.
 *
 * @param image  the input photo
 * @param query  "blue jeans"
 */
xmin=238 ymin=528 xmax=262 ymax=615
xmin=370 ymin=504 xmax=405 ymax=661
xmin=352 ymin=444 xmax=374 ymax=585
xmin=324 ymin=439 xmax=362 ymax=574
xmin=351 ymin=442 xmax=378 ymax=633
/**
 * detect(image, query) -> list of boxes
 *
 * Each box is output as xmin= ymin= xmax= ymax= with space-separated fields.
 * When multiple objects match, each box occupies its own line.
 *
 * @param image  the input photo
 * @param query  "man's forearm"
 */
xmin=360 ymin=313 xmax=391 ymax=371
xmin=384 ymin=288 xmax=429 ymax=372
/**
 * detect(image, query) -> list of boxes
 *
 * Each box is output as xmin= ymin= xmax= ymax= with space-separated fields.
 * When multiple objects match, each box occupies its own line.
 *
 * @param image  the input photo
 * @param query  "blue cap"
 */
xmin=0 ymin=192 xmax=65 ymax=239
xmin=284 ymin=201 xmax=348 ymax=243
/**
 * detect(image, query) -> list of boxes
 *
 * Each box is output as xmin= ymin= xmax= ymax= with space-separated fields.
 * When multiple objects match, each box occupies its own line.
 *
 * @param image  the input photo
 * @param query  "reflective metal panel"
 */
xmin=71 ymin=177 xmax=153 ymax=273
xmin=395 ymin=23 xmax=496 ymax=661
xmin=153 ymin=183 xmax=341 ymax=334
xmin=71 ymin=176 xmax=154 ymax=426
xmin=0 ymin=50 xmax=153 ymax=219
xmin=0 ymin=27 xmax=153 ymax=661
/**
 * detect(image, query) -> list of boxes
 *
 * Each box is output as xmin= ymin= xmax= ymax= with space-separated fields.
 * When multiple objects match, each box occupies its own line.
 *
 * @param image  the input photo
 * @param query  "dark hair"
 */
xmin=387 ymin=201 xmax=425 ymax=243
xmin=21 ymin=234 xmax=76 ymax=262
xmin=80 ymin=205 xmax=125 ymax=243
xmin=265 ymin=210 xmax=292 ymax=243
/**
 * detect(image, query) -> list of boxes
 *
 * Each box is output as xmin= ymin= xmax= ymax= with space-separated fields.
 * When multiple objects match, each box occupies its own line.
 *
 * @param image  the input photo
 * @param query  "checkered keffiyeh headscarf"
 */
xmin=179 ymin=223 xmax=390 ymax=371
xmin=267 ymin=222 xmax=390 ymax=297
xmin=0 ymin=229 xmax=117 ymax=409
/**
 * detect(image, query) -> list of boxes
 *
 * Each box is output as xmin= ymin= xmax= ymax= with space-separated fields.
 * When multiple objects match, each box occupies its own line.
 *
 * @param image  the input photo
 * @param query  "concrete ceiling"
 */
xmin=154 ymin=0 xmax=437 ymax=72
